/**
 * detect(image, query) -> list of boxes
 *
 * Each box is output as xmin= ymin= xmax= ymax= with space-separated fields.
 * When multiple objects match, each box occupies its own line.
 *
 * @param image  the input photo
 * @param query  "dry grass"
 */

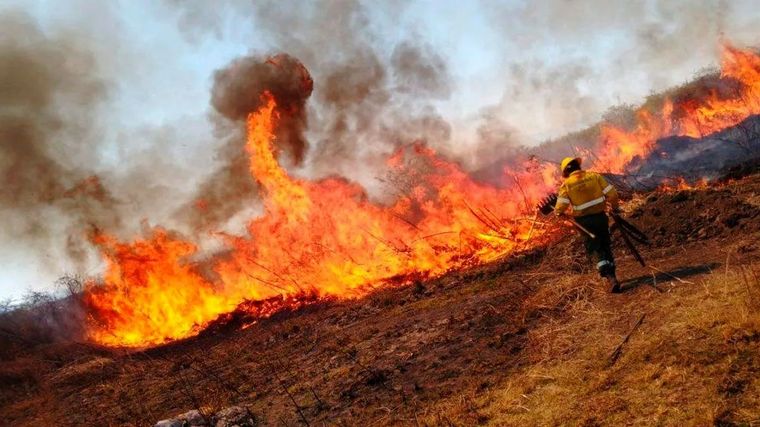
xmin=1 ymin=175 xmax=757 ymax=425
xmin=420 ymin=263 xmax=760 ymax=426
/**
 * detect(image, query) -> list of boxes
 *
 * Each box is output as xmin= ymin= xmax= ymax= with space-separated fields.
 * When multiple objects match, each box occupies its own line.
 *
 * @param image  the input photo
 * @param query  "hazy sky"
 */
xmin=1 ymin=0 xmax=759 ymax=301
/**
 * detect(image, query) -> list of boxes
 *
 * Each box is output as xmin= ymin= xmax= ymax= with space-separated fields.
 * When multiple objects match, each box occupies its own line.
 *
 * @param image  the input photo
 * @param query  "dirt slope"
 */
xmin=1 ymin=174 xmax=759 ymax=426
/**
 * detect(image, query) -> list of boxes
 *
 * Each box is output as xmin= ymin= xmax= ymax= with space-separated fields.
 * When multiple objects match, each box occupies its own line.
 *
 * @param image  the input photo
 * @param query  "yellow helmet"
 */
xmin=560 ymin=157 xmax=582 ymax=176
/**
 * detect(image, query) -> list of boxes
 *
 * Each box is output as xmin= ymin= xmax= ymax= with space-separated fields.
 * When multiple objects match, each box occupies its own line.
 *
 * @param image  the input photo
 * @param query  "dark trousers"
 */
xmin=574 ymin=212 xmax=615 ymax=278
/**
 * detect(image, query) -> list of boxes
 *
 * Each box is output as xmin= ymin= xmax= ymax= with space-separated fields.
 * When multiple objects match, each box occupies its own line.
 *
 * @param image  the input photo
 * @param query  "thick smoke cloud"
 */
xmin=241 ymin=1 xmax=455 ymax=192
xmin=0 ymin=12 xmax=120 ymax=269
xmin=391 ymin=41 xmax=450 ymax=98
xmin=145 ymin=0 xmax=760 ymax=226
xmin=180 ymin=54 xmax=314 ymax=230
xmin=211 ymin=53 xmax=314 ymax=163
xmin=0 ymin=13 xmax=100 ymax=207
xmin=3 ymin=0 xmax=758 ymax=299
xmin=171 ymin=0 xmax=457 ymax=220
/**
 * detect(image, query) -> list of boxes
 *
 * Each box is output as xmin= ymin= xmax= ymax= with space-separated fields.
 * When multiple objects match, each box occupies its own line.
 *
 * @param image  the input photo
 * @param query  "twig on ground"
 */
xmin=271 ymin=365 xmax=310 ymax=426
xmin=509 ymin=211 xmax=544 ymax=256
xmin=464 ymin=201 xmax=506 ymax=236
xmin=649 ymin=265 xmax=695 ymax=285
xmin=369 ymin=404 xmax=403 ymax=426
xmin=482 ymin=205 xmax=508 ymax=229
xmin=391 ymin=212 xmax=422 ymax=231
xmin=509 ymin=173 xmax=531 ymax=212
xmin=362 ymin=227 xmax=412 ymax=257
xmin=309 ymin=386 xmax=325 ymax=410
xmin=176 ymin=364 xmax=210 ymax=424
xmin=410 ymin=231 xmax=457 ymax=244
xmin=246 ymin=256 xmax=305 ymax=292
xmin=609 ymin=313 xmax=646 ymax=365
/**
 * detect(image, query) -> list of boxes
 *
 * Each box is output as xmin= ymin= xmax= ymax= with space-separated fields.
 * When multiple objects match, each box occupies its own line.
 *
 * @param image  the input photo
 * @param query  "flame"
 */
xmin=84 ymin=93 xmax=556 ymax=346
xmin=84 ymin=231 xmax=231 ymax=345
xmin=593 ymin=44 xmax=760 ymax=174
xmin=657 ymin=176 xmax=710 ymax=192
xmin=84 ymin=43 xmax=760 ymax=347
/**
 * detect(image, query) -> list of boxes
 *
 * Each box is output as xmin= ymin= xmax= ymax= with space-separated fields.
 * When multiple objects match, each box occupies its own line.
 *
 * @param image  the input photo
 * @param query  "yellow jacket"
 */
xmin=555 ymin=170 xmax=619 ymax=217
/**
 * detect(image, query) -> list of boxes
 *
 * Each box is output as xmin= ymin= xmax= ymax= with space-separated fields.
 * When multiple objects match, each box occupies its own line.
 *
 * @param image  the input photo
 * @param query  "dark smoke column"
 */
xmin=182 ymin=53 xmax=314 ymax=230
xmin=212 ymin=53 xmax=314 ymax=164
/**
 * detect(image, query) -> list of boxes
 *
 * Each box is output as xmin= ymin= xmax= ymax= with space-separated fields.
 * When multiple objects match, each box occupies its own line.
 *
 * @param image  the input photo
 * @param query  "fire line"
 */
xmin=84 ymin=43 xmax=760 ymax=347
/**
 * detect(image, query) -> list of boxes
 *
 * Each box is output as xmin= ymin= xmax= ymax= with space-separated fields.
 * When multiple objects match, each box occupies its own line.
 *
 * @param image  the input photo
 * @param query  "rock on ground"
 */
xmin=154 ymin=406 xmax=255 ymax=427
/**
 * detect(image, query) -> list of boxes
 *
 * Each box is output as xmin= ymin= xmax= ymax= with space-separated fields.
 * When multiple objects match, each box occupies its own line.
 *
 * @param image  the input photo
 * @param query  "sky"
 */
xmin=1 ymin=0 xmax=759 ymax=301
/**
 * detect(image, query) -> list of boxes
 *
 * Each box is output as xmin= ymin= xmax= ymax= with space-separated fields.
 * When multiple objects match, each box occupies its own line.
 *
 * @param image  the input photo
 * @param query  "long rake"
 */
xmin=536 ymin=192 xmax=651 ymax=265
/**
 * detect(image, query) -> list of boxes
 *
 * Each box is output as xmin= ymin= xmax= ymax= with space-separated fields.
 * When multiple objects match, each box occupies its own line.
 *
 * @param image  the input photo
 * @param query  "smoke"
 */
xmin=390 ymin=41 xmax=450 ymax=98
xmin=2 ymin=0 xmax=759 ymax=300
xmin=178 ymin=54 xmax=314 ymax=231
xmin=158 ymin=0 xmax=760 ymax=222
xmin=171 ymin=0 xmax=457 ymax=224
xmin=242 ymin=1 xmax=456 ymax=193
xmin=478 ymin=0 xmax=752 ymax=147
xmin=211 ymin=53 xmax=314 ymax=163
xmin=0 ymin=12 xmax=121 ymax=269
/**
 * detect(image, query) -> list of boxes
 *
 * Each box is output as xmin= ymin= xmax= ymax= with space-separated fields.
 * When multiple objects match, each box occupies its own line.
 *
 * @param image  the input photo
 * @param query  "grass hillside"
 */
xmin=424 ymin=261 xmax=760 ymax=425
xmin=0 ymin=173 xmax=759 ymax=426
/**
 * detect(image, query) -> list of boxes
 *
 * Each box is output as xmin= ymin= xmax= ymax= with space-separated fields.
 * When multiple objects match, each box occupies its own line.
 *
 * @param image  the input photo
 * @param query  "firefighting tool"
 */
xmin=536 ymin=193 xmax=596 ymax=239
xmin=610 ymin=213 xmax=650 ymax=267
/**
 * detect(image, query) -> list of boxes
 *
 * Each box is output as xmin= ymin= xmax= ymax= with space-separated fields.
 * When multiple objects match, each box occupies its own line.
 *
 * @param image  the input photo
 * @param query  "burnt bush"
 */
xmin=0 ymin=275 xmax=87 ymax=360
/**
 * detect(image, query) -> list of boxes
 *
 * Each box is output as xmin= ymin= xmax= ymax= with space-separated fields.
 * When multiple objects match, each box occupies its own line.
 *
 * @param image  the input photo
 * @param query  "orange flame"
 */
xmin=84 ymin=231 xmax=231 ymax=345
xmin=84 ymin=93 xmax=556 ymax=346
xmin=657 ymin=176 xmax=710 ymax=192
xmin=593 ymin=44 xmax=760 ymax=173
xmin=84 ymin=43 xmax=760 ymax=347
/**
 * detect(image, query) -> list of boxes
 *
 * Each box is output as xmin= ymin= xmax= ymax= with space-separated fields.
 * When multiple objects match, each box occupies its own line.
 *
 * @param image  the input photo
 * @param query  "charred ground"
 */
xmin=1 ymin=172 xmax=760 ymax=426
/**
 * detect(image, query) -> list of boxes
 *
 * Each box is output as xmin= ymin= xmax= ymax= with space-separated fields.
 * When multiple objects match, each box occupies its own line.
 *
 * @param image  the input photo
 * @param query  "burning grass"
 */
xmin=83 ymin=93 xmax=558 ymax=347
xmin=76 ymin=42 xmax=760 ymax=348
xmin=3 ymin=25 xmax=760 ymax=426
xmin=0 ymin=173 xmax=759 ymax=425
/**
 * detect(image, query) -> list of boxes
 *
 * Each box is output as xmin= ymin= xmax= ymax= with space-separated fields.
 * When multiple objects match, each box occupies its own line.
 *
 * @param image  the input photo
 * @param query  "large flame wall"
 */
xmin=84 ymin=44 xmax=760 ymax=347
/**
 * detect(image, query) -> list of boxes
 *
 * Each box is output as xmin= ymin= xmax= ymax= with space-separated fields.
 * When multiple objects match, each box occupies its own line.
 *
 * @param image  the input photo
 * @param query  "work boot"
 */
xmin=606 ymin=276 xmax=622 ymax=293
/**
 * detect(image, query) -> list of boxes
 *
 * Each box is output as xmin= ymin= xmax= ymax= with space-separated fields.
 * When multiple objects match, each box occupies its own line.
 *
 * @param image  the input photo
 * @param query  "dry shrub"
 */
xmin=0 ymin=275 xmax=95 ymax=419
xmin=0 ymin=275 xmax=87 ymax=360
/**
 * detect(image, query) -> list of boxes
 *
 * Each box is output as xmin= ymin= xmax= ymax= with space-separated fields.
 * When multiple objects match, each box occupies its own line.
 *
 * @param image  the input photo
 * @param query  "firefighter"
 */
xmin=554 ymin=157 xmax=622 ymax=293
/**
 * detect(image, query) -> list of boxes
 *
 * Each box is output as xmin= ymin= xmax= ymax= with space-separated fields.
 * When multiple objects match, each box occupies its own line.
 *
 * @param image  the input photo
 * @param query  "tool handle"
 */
xmin=612 ymin=214 xmax=650 ymax=245
xmin=617 ymin=225 xmax=646 ymax=266
xmin=560 ymin=215 xmax=596 ymax=239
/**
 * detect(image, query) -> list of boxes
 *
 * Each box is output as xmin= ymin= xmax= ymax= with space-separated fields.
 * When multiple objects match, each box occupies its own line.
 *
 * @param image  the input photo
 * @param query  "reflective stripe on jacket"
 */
xmin=554 ymin=170 xmax=619 ymax=217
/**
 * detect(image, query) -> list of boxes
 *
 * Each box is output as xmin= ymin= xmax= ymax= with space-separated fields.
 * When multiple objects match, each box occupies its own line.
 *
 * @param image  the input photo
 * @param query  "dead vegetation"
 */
xmin=0 ymin=174 xmax=759 ymax=426
xmin=421 ymin=262 xmax=760 ymax=426
xmin=0 ymin=275 xmax=86 ymax=350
